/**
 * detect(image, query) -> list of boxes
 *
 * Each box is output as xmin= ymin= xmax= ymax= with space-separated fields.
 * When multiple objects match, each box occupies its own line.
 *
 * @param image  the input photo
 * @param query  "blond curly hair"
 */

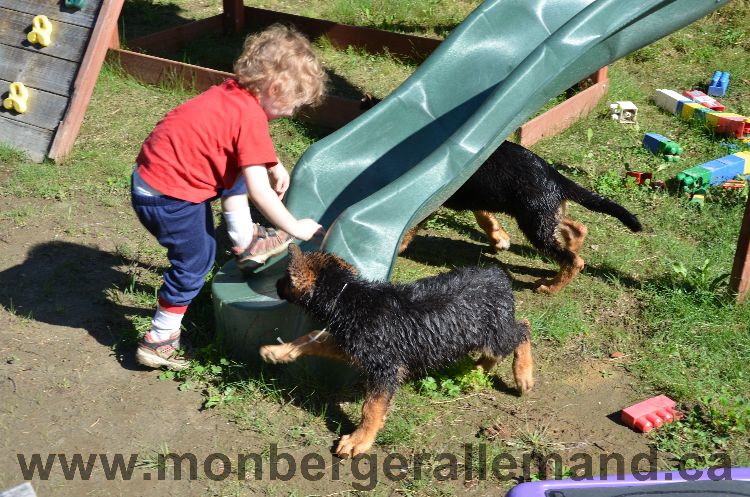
xmin=234 ymin=24 xmax=327 ymax=110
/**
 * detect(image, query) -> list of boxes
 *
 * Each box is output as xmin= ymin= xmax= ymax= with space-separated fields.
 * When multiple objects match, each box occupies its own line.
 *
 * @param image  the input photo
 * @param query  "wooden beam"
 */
xmin=730 ymin=193 xmax=750 ymax=303
xmin=48 ymin=0 xmax=124 ymax=161
xmin=0 ymin=115 xmax=54 ymax=163
xmin=0 ymin=77 xmax=69 ymax=130
xmin=0 ymin=0 xmax=99 ymax=29
xmin=107 ymin=48 xmax=231 ymax=90
xmin=0 ymin=7 xmax=91 ymax=63
xmin=0 ymin=44 xmax=78 ymax=97
xmin=515 ymin=76 xmax=609 ymax=147
xmin=244 ymin=6 xmax=440 ymax=62
xmin=127 ymin=16 xmax=224 ymax=54
xmin=224 ymin=0 xmax=245 ymax=33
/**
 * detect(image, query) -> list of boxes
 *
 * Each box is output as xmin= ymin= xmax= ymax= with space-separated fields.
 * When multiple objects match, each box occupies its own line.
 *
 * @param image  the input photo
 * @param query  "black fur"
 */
xmin=276 ymin=250 xmax=529 ymax=396
xmin=447 ymin=141 xmax=642 ymax=234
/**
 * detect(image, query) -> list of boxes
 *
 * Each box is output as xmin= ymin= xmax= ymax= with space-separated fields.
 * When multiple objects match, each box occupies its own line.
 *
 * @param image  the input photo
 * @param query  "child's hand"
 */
xmin=268 ymin=163 xmax=290 ymax=199
xmin=291 ymin=219 xmax=325 ymax=241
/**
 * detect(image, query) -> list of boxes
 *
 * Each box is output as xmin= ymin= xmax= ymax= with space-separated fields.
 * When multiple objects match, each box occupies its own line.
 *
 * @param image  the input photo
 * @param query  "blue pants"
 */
xmin=131 ymin=175 xmax=247 ymax=307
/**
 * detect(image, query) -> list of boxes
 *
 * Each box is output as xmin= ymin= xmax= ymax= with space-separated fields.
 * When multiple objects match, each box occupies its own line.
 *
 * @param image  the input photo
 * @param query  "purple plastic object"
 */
xmin=506 ymin=467 xmax=750 ymax=497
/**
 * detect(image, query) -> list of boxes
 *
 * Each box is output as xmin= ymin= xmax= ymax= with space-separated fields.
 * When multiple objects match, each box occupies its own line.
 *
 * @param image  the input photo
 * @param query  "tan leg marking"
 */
xmin=259 ymin=331 xmax=348 ymax=364
xmin=336 ymin=391 xmax=390 ymax=458
xmin=398 ymin=222 xmax=423 ymax=254
xmin=473 ymin=210 xmax=511 ymax=251
xmin=513 ymin=319 xmax=535 ymax=394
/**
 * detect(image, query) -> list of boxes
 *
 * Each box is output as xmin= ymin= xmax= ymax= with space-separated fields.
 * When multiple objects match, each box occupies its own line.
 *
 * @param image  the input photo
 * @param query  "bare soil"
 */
xmin=0 ymin=194 xmax=656 ymax=496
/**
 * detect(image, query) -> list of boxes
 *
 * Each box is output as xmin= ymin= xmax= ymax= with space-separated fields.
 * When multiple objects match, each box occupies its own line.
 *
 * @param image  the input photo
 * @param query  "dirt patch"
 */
xmin=0 ymin=194 xmax=658 ymax=496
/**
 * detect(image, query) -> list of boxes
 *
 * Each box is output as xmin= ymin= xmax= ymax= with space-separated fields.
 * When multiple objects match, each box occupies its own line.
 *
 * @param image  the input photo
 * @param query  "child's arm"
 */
xmin=268 ymin=163 xmax=290 ymax=199
xmin=244 ymin=165 xmax=323 ymax=241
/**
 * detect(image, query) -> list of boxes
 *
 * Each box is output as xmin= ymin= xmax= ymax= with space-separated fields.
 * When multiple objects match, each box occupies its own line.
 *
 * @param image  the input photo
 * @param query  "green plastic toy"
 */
xmin=64 ymin=0 xmax=85 ymax=9
xmin=212 ymin=0 xmax=732 ymax=369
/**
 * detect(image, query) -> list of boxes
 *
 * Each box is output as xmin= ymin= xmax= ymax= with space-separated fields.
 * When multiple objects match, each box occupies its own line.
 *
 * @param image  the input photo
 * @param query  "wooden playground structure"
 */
xmin=0 ymin=0 xmax=748 ymax=302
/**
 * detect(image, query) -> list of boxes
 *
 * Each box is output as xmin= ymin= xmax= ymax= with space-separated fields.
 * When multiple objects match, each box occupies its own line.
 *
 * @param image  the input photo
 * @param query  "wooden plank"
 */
xmin=47 ymin=0 xmax=123 ymax=160
xmin=223 ymin=0 xmax=245 ymax=33
xmin=516 ymin=78 xmax=609 ymax=147
xmin=0 ymin=77 xmax=68 ymax=130
xmin=0 ymin=8 xmax=90 ymax=63
xmin=108 ymin=48 xmax=231 ymax=90
xmin=730 ymin=193 xmax=750 ymax=303
xmin=0 ymin=0 xmax=100 ymax=29
xmin=0 ymin=115 xmax=54 ymax=162
xmin=244 ymin=7 xmax=441 ymax=61
xmin=128 ymin=16 xmax=224 ymax=54
xmin=0 ymin=44 xmax=78 ymax=97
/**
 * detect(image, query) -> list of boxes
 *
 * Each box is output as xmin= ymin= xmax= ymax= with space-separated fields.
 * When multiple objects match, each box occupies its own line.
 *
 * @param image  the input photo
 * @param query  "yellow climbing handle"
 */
xmin=3 ymin=82 xmax=29 ymax=113
xmin=27 ymin=15 xmax=53 ymax=47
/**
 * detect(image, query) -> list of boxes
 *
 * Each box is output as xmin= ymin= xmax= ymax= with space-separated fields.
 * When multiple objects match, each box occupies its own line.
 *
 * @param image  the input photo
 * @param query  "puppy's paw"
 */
xmin=259 ymin=344 xmax=299 ymax=364
xmin=534 ymin=281 xmax=557 ymax=294
xmin=492 ymin=237 xmax=511 ymax=252
xmin=335 ymin=431 xmax=375 ymax=458
xmin=516 ymin=374 xmax=535 ymax=395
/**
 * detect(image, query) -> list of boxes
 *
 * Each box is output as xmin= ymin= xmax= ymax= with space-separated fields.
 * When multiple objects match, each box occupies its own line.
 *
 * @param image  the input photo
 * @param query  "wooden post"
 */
xmin=48 ymin=0 xmax=125 ymax=161
xmin=729 ymin=194 xmax=750 ymax=303
xmin=110 ymin=23 xmax=120 ymax=49
xmin=223 ymin=0 xmax=245 ymax=33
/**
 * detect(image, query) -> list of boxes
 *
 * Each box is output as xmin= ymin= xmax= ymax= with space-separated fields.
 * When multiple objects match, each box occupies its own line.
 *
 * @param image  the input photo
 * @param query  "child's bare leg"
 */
xmin=222 ymin=193 xmax=254 ymax=250
xmin=259 ymin=331 xmax=348 ymax=363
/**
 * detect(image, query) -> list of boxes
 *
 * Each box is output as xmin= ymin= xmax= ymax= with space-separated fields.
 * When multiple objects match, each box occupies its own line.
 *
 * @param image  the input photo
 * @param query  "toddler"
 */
xmin=131 ymin=25 xmax=327 ymax=370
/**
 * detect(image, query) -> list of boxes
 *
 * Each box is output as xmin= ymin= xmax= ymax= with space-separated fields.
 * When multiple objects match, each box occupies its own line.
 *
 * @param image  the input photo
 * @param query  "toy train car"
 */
xmin=653 ymin=89 xmax=749 ymax=141
xmin=676 ymin=151 xmax=750 ymax=194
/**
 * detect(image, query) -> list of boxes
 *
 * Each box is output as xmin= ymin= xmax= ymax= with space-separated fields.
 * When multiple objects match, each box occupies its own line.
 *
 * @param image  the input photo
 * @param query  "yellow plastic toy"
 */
xmin=27 ymin=15 xmax=52 ymax=47
xmin=3 ymin=82 xmax=29 ymax=113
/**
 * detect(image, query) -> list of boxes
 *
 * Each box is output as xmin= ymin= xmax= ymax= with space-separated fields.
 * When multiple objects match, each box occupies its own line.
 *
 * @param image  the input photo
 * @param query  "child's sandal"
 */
xmin=136 ymin=332 xmax=189 ymax=371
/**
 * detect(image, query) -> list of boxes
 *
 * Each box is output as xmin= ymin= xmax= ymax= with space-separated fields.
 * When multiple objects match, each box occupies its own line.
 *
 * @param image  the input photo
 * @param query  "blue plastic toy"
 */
xmin=708 ymin=70 xmax=730 ymax=97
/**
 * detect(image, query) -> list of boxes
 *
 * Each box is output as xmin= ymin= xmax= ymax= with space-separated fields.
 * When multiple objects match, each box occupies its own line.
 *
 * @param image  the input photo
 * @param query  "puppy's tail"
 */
xmin=555 ymin=168 xmax=643 ymax=232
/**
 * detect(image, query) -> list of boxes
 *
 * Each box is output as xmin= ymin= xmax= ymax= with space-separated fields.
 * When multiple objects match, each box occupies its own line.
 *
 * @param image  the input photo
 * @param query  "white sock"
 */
xmin=149 ymin=306 xmax=185 ymax=342
xmin=224 ymin=208 xmax=254 ymax=249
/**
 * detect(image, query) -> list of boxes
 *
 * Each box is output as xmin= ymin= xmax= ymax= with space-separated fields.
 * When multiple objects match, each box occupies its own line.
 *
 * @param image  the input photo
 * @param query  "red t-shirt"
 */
xmin=136 ymin=79 xmax=278 ymax=203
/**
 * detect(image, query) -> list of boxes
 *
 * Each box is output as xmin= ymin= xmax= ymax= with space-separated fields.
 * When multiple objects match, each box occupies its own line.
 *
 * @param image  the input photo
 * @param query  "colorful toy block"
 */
xmin=3 ymin=82 xmax=29 ymax=113
xmin=676 ymin=152 xmax=750 ymax=194
xmin=653 ymin=89 xmax=692 ymax=115
xmin=27 ymin=15 xmax=52 ymax=47
xmin=681 ymin=101 xmax=707 ymax=120
xmin=683 ymin=89 xmax=725 ymax=111
xmin=708 ymin=70 xmax=729 ymax=97
xmin=643 ymin=132 xmax=683 ymax=161
xmin=64 ymin=0 xmax=86 ymax=8
xmin=621 ymin=395 xmax=677 ymax=433
xmin=609 ymin=101 xmax=638 ymax=123
xmin=722 ymin=179 xmax=746 ymax=190
xmin=705 ymin=113 xmax=750 ymax=140
xmin=626 ymin=171 xmax=652 ymax=185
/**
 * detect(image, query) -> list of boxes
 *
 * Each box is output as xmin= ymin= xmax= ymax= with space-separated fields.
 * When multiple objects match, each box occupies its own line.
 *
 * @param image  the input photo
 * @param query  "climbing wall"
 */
xmin=0 ymin=0 xmax=121 ymax=162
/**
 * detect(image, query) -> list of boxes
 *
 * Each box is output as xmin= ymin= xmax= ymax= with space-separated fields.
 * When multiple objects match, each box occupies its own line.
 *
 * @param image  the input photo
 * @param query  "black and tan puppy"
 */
xmin=362 ymin=93 xmax=642 ymax=294
xmin=400 ymin=141 xmax=643 ymax=293
xmin=260 ymin=244 xmax=534 ymax=458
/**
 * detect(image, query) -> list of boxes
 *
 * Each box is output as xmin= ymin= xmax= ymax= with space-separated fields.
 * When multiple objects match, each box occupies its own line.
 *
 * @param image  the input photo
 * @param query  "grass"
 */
xmin=3 ymin=1 xmax=750 ymax=494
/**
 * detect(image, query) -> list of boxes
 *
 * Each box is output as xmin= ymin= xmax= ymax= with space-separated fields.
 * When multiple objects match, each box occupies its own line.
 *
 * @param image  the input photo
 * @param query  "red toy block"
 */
xmin=682 ymin=90 xmax=725 ymax=111
xmin=626 ymin=171 xmax=653 ymax=185
xmin=621 ymin=395 xmax=677 ymax=433
xmin=723 ymin=179 xmax=746 ymax=190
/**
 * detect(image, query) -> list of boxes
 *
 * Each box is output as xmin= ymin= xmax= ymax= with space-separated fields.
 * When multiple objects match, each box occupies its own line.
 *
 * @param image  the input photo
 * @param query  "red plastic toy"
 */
xmin=682 ymin=90 xmax=725 ymax=111
xmin=621 ymin=395 xmax=678 ymax=433
xmin=626 ymin=171 xmax=653 ymax=185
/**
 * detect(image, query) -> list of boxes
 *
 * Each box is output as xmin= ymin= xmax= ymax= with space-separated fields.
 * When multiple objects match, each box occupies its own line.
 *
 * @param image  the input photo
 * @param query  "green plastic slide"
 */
xmin=213 ymin=0 xmax=729 ymax=365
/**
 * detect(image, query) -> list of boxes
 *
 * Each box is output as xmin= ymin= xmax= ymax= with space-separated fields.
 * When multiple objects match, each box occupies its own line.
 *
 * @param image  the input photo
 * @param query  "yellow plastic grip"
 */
xmin=3 ymin=82 xmax=29 ymax=113
xmin=27 ymin=15 xmax=52 ymax=47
